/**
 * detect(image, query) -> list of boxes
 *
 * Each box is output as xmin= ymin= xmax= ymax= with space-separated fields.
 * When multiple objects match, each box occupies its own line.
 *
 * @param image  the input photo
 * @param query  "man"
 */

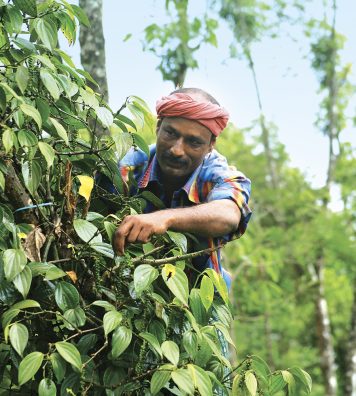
xmin=113 ymin=88 xmax=251 ymax=289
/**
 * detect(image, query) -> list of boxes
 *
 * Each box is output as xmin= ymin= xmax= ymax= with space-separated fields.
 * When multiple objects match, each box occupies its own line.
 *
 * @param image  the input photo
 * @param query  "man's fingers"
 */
xmin=137 ymin=229 xmax=152 ymax=244
xmin=113 ymin=220 xmax=134 ymax=255
xmin=126 ymin=224 xmax=143 ymax=243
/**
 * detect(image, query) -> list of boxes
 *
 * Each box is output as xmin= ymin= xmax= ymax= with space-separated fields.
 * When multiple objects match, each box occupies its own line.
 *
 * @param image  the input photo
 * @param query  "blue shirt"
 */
xmin=119 ymin=145 xmax=252 ymax=289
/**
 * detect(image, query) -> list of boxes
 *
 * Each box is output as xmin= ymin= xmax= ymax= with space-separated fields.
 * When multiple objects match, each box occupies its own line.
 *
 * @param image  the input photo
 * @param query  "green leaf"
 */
xmin=50 ymin=352 xmax=66 ymax=383
xmin=54 ymin=281 xmax=80 ymax=312
xmin=96 ymin=106 xmax=113 ymax=128
xmin=20 ymin=103 xmax=42 ymax=130
xmin=0 ymin=170 xmax=5 ymax=190
xmin=0 ymin=86 xmax=6 ymax=114
xmin=13 ymin=265 xmax=32 ymax=298
xmin=162 ymin=264 xmax=189 ymax=306
xmin=103 ymin=310 xmax=123 ymax=336
xmin=282 ymin=370 xmax=296 ymax=395
xmin=18 ymin=351 xmax=44 ymax=386
xmin=13 ymin=0 xmax=37 ymax=17
xmin=35 ymin=54 xmax=56 ymax=71
xmin=35 ymin=18 xmax=57 ymax=50
xmin=22 ymin=161 xmax=42 ymax=194
xmin=289 ymin=367 xmax=312 ymax=393
xmin=73 ymin=219 xmax=102 ymax=244
xmin=245 ymin=371 xmax=257 ymax=396
xmin=38 ymin=142 xmax=55 ymax=168
xmin=200 ymin=275 xmax=214 ymax=311
xmin=150 ymin=369 xmax=171 ymax=395
xmin=92 ymin=300 xmax=116 ymax=311
xmin=18 ymin=130 xmax=38 ymax=159
xmin=111 ymin=326 xmax=132 ymax=358
xmin=104 ymin=221 xmax=116 ymax=243
xmin=172 ymin=368 xmax=195 ymax=395
xmin=206 ymin=269 xmax=229 ymax=305
xmin=12 ymin=299 xmax=40 ymax=310
xmin=139 ymin=332 xmax=162 ymax=358
xmin=5 ymin=6 xmax=23 ymax=34
xmin=251 ymin=355 xmax=270 ymax=380
xmin=71 ymin=4 xmax=90 ymax=27
xmin=115 ymin=114 xmax=137 ymax=130
xmin=187 ymin=364 xmax=213 ymax=396
xmin=134 ymin=264 xmax=159 ymax=294
xmin=167 ymin=231 xmax=187 ymax=253
xmin=183 ymin=330 xmax=198 ymax=358
xmin=132 ymin=133 xmax=150 ymax=157
xmin=55 ymin=342 xmax=82 ymax=372
xmin=40 ymin=69 xmax=60 ymax=100
xmin=63 ymin=307 xmax=86 ymax=330
xmin=36 ymin=98 xmax=50 ymax=123
xmin=16 ymin=66 xmax=29 ymax=94
xmin=232 ymin=374 xmax=242 ymax=395
xmin=3 ymin=249 xmax=27 ymax=281
xmin=44 ymin=265 xmax=67 ymax=280
xmin=90 ymin=242 xmax=115 ymax=258
xmin=161 ymin=340 xmax=179 ymax=366
xmin=38 ymin=378 xmax=56 ymax=396
xmin=49 ymin=117 xmax=69 ymax=145
xmin=2 ymin=309 xmax=20 ymax=331
xmin=9 ymin=323 xmax=28 ymax=357
xmin=111 ymin=130 xmax=133 ymax=160
xmin=269 ymin=373 xmax=286 ymax=394
xmin=2 ymin=128 xmax=15 ymax=153
xmin=140 ymin=191 xmax=165 ymax=209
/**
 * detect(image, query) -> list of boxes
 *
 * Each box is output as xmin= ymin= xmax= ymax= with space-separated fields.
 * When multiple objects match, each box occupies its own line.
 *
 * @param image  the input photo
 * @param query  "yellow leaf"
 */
xmin=77 ymin=175 xmax=94 ymax=202
xmin=163 ymin=264 xmax=176 ymax=281
xmin=66 ymin=271 xmax=77 ymax=283
xmin=17 ymin=232 xmax=27 ymax=239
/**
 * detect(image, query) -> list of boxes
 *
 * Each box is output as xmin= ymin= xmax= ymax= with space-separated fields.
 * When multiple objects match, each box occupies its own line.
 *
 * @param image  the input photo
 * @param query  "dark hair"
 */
xmin=171 ymin=87 xmax=220 ymax=106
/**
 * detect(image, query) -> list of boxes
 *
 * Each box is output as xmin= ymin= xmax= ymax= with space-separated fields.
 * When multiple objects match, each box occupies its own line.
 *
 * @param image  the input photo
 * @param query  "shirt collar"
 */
xmin=138 ymin=154 xmax=203 ymax=204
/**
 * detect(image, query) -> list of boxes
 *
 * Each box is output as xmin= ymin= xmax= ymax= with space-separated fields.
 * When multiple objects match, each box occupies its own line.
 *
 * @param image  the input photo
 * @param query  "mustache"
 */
xmin=162 ymin=152 xmax=188 ymax=166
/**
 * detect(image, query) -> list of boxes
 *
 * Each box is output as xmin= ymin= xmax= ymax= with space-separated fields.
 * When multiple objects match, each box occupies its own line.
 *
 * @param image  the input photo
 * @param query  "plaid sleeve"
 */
xmin=207 ymin=170 xmax=252 ymax=238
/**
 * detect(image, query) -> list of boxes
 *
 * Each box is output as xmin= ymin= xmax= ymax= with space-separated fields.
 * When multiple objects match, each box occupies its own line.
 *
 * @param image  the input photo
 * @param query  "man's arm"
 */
xmin=113 ymin=199 xmax=241 ymax=255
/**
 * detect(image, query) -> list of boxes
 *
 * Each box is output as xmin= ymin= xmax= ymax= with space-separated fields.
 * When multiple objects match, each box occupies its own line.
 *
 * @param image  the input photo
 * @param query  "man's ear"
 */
xmin=209 ymin=135 xmax=216 ymax=152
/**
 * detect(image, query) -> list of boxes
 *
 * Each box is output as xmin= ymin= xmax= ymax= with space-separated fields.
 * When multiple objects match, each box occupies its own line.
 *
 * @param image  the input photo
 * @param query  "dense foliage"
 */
xmin=0 ymin=1 xmax=314 ymax=395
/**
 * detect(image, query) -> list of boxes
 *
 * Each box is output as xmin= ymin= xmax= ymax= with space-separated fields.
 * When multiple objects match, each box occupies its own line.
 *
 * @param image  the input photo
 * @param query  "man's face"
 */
xmin=156 ymin=117 xmax=214 ymax=182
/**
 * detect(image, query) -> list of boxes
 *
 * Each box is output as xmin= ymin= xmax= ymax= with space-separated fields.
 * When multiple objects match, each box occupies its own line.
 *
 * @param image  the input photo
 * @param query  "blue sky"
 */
xmin=61 ymin=0 xmax=356 ymax=190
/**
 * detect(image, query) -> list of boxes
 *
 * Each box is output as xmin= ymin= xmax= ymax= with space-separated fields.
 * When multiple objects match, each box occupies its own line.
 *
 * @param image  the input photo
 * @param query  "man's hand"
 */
xmin=113 ymin=212 xmax=171 ymax=255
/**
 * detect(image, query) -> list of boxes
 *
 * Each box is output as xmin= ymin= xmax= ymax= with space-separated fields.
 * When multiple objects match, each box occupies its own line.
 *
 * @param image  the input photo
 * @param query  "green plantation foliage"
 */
xmin=0 ymin=1 xmax=312 ymax=395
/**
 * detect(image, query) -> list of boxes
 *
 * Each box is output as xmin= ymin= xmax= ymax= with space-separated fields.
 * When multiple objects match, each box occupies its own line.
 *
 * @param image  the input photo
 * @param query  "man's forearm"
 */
xmin=113 ymin=199 xmax=241 ymax=254
xmin=162 ymin=199 xmax=241 ymax=238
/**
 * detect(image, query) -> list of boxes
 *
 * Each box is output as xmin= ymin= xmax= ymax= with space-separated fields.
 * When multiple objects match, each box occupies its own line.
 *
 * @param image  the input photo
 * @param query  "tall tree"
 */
xmin=79 ymin=0 xmax=109 ymax=102
xmin=308 ymin=0 xmax=354 ymax=393
xmin=143 ymin=0 xmax=218 ymax=87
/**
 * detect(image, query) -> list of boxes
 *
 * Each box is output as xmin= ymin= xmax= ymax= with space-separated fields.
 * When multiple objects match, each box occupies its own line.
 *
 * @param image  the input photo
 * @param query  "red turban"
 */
xmin=156 ymin=92 xmax=229 ymax=137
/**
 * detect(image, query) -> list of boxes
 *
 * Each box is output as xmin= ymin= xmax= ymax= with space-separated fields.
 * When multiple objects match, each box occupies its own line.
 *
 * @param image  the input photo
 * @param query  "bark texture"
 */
xmin=315 ymin=258 xmax=338 ymax=396
xmin=79 ymin=0 xmax=109 ymax=102
xmin=345 ymin=279 xmax=356 ymax=396
xmin=4 ymin=160 xmax=38 ymax=225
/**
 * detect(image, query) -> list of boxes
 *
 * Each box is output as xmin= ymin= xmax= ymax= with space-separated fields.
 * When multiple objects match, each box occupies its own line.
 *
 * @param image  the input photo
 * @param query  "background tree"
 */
xmin=79 ymin=0 xmax=109 ymax=102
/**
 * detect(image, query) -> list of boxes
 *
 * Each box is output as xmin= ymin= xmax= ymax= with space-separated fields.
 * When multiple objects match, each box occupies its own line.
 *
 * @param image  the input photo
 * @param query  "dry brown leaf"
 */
xmin=24 ymin=227 xmax=46 ymax=262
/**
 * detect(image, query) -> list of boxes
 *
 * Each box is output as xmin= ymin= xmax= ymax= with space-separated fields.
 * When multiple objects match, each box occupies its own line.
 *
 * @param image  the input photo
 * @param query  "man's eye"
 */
xmin=189 ymin=140 xmax=202 ymax=147
xmin=164 ymin=129 xmax=175 ymax=137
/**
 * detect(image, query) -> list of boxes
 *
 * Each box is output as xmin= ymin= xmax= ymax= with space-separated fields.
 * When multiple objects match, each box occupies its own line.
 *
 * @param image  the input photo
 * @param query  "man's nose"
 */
xmin=170 ymin=138 xmax=185 ymax=157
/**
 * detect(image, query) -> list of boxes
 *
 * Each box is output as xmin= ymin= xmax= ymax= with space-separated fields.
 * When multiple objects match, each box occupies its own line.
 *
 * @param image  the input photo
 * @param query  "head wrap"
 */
xmin=156 ymin=92 xmax=229 ymax=137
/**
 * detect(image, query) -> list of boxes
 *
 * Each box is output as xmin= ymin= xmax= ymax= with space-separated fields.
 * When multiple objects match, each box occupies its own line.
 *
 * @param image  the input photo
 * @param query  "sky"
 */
xmin=60 ymin=0 xmax=356 ymax=191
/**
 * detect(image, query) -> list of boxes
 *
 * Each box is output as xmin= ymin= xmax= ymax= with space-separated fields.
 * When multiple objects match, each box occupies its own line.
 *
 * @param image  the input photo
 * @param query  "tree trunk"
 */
xmin=345 ymin=278 xmax=356 ymax=396
xmin=315 ymin=258 xmax=338 ymax=396
xmin=79 ymin=0 xmax=109 ymax=102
